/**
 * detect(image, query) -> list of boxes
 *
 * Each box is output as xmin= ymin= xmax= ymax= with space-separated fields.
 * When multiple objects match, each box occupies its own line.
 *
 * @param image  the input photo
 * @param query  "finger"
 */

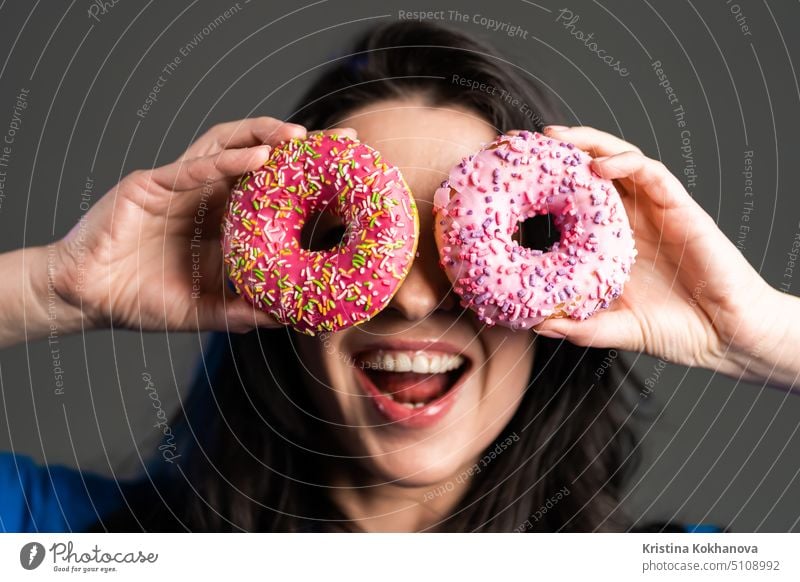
xmin=151 ymin=145 xmax=271 ymax=192
xmin=181 ymin=117 xmax=306 ymax=160
xmin=533 ymin=309 xmax=639 ymax=351
xmin=543 ymin=125 xmax=643 ymax=158
xmin=590 ymin=151 xmax=703 ymax=212
xmin=223 ymin=296 xmax=281 ymax=332
xmin=197 ymin=293 xmax=281 ymax=333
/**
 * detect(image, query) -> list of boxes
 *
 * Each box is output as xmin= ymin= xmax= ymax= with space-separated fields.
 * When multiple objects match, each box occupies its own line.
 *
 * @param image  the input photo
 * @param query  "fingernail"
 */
xmin=253 ymin=145 xmax=271 ymax=161
xmin=592 ymin=156 xmax=609 ymax=163
xmin=544 ymin=125 xmax=568 ymax=133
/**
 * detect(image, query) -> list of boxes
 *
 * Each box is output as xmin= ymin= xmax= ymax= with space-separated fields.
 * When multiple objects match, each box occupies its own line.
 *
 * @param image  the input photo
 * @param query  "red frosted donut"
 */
xmin=222 ymin=133 xmax=419 ymax=335
xmin=433 ymin=130 xmax=636 ymax=330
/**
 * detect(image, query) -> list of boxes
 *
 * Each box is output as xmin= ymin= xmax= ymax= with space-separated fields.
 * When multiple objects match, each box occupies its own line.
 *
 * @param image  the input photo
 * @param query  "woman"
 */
xmin=1 ymin=22 xmax=797 ymax=533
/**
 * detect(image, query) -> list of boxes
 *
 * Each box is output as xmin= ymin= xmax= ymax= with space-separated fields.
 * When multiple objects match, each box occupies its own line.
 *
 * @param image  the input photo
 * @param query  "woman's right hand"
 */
xmin=49 ymin=117 xmax=340 ymax=334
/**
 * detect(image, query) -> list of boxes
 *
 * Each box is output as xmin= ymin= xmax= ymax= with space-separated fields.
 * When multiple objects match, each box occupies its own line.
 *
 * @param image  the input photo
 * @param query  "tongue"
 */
xmin=367 ymin=371 xmax=451 ymax=404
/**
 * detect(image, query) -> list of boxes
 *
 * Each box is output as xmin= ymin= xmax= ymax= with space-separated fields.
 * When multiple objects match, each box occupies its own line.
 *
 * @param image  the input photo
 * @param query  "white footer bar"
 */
xmin=1 ymin=533 xmax=797 ymax=581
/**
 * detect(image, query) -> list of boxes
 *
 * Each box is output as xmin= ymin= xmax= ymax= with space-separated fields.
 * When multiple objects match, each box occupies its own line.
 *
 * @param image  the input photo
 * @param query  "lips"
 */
xmin=352 ymin=343 xmax=471 ymax=428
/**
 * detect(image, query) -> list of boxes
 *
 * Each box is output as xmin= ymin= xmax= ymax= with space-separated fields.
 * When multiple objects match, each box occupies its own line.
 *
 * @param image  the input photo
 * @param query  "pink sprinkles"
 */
xmin=221 ymin=134 xmax=418 ymax=335
xmin=433 ymin=131 xmax=636 ymax=330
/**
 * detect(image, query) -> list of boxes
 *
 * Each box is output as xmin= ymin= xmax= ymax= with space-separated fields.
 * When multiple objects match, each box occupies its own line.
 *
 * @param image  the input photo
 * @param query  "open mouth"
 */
xmin=353 ymin=348 xmax=471 ymax=428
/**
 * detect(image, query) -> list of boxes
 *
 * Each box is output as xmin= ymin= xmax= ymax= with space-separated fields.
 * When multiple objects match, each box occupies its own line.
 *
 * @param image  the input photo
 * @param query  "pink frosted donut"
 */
xmin=222 ymin=133 xmax=419 ymax=335
xmin=433 ymin=131 xmax=636 ymax=330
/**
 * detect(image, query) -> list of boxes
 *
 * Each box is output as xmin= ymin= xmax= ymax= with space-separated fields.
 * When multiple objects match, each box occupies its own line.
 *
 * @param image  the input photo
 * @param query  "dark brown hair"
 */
xmin=99 ymin=21 xmax=641 ymax=532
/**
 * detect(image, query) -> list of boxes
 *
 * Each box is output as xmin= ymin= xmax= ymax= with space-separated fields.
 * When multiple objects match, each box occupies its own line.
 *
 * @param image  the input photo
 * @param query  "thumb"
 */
xmin=224 ymin=296 xmax=280 ymax=332
xmin=197 ymin=291 xmax=280 ymax=333
xmin=533 ymin=310 xmax=632 ymax=349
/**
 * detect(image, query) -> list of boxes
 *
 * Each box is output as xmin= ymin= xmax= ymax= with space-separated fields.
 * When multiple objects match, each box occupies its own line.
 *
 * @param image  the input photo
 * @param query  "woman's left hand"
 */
xmin=531 ymin=125 xmax=798 ymax=388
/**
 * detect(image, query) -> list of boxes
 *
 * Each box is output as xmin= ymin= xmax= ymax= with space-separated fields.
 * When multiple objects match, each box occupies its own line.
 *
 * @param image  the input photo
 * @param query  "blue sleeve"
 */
xmin=684 ymin=523 xmax=724 ymax=533
xmin=0 ymin=452 xmax=128 ymax=532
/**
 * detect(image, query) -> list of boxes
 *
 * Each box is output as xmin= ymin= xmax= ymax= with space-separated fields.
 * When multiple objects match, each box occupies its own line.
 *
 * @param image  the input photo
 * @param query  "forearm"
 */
xmin=0 ymin=245 xmax=86 ymax=349
xmin=724 ymin=288 xmax=800 ymax=391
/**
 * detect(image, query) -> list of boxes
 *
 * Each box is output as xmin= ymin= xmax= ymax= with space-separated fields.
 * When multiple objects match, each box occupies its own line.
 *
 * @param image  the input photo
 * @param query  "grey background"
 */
xmin=0 ymin=0 xmax=798 ymax=531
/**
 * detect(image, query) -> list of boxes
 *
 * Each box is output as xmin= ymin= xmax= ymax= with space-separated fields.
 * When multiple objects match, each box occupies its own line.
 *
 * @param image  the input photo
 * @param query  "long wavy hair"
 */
xmin=99 ymin=21 xmax=642 ymax=532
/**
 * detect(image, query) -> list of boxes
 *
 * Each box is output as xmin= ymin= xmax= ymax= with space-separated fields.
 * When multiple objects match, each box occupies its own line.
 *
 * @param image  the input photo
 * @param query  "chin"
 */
xmin=365 ymin=446 xmax=467 ymax=486
xmin=350 ymin=419 xmax=487 ymax=487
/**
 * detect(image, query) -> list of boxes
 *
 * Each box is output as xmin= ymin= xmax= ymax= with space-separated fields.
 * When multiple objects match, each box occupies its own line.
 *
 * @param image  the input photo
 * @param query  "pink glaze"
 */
xmin=222 ymin=134 xmax=419 ymax=335
xmin=433 ymin=131 xmax=636 ymax=329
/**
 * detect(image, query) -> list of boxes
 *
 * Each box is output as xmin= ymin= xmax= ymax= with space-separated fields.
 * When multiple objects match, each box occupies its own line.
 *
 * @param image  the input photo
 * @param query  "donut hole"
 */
xmin=515 ymin=213 xmax=560 ymax=252
xmin=300 ymin=211 xmax=348 ymax=251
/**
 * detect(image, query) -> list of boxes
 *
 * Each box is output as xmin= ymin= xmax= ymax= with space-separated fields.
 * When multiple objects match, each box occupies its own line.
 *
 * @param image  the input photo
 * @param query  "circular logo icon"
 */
xmin=19 ymin=542 xmax=45 ymax=570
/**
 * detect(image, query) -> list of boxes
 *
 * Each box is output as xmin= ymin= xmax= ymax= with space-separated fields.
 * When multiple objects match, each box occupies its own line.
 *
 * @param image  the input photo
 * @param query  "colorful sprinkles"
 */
xmin=221 ymin=134 xmax=419 ymax=335
xmin=432 ymin=131 xmax=636 ymax=330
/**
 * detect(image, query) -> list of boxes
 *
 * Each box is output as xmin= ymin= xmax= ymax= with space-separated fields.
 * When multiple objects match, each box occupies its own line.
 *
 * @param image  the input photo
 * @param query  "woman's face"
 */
xmin=296 ymin=98 xmax=535 ymax=487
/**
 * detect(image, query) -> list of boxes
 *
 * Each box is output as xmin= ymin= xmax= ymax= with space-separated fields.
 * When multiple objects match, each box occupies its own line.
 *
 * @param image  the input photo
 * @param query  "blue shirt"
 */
xmin=0 ymin=452 xmax=135 ymax=532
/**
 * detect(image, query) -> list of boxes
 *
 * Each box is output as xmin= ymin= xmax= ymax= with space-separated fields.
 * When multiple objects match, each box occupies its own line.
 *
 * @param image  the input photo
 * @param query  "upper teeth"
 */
xmin=360 ymin=351 xmax=465 ymax=374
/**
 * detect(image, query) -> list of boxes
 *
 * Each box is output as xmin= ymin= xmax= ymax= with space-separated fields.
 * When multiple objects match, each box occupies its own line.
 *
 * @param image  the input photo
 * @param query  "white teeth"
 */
xmin=412 ymin=354 xmax=429 ymax=374
xmin=396 ymin=353 xmax=412 ymax=372
xmin=359 ymin=351 xmax=465 ymax=374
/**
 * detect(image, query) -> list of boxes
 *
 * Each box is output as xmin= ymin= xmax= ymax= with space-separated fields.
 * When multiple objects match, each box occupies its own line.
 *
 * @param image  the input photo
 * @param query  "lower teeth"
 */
xmin=389 ymin=396 xmax=426 ymax=409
